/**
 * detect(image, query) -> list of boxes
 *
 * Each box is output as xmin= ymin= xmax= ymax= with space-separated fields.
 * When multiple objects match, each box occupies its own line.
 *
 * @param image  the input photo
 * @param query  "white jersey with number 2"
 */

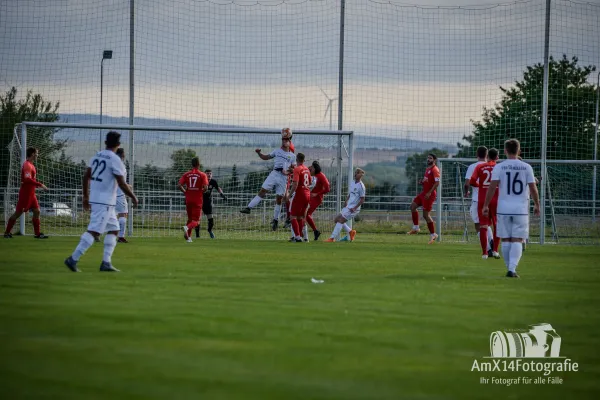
xmin=88 ymin=150 xmax=127 ymax=206
xmin=491 ymin=159 xmax=536 ymax=216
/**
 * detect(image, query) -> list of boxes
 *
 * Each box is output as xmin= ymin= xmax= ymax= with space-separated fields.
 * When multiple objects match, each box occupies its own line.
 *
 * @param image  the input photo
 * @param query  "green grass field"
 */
xmin=1 ymin=235 xmax=599 ymax=399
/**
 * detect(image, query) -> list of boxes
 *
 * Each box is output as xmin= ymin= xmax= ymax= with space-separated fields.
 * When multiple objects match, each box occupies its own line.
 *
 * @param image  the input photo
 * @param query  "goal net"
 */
xmin=6 ymin=122 xmax=353 ymax=240
xmin=437 ymin=158 xmax=600 ymax=245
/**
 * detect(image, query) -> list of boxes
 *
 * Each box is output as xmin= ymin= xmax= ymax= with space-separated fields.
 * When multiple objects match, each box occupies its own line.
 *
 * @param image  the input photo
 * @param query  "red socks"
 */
xmin=411 ymin=211 xmax=419 ymax=226
xmin=479 ymin=227 xmax=488 ymax=255
xmin=4 ymin=218 xmax=16 ymax=235
xmin=306 ymin=215 xmax=317 ymax=231
xmin=291 ymin=219 xmax=300 ymax=237
xmin=427 ymin=221 xmax=435 ymax=234
xmin=32 ymin=218 xmax=41 ymax=236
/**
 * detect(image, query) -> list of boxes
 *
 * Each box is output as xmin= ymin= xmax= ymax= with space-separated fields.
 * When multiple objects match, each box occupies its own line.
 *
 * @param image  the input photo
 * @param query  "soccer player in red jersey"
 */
xmin=282 ymin=128 xmax=295 ymax=229
xmin=407 ymin=153 xmax=440 ymax=244
xmin=285 ymin=153 xmax=312 ymax=242
xmin=470 ymin=148 xmax=501 ymax=259
xmin=305 ymin=160 xmax=330 ymax=241
xmin=4 ymin=147 xmax=49 ymax=239
xmin=178 ymin=157 xmax=208 ymax=242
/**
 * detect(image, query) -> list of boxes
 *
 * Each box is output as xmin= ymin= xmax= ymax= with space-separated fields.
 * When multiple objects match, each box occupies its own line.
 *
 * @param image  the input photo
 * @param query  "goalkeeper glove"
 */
xmin=221 ymin=194 xmax=228 ymax=200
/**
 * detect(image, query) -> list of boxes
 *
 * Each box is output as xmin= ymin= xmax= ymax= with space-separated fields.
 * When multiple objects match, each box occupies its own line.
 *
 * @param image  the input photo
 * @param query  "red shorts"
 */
xmin=307 ymin=197 xmax=323 ymax=216
xmin=186 ymin=203 xmax=202 ymax=222
xmin=290 ymin=192 xmax=310 ymax=217
xmin=478 ymin=202 xmax=497 ymax=226
xmin=413 ymin=192 xmax=436 ymax=212
xmin=16 ymin=193 xmax=39 ymax=213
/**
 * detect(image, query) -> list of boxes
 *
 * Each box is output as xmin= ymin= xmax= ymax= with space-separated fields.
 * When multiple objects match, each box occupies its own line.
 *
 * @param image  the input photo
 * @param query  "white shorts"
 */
xmin=87 ymin=204 xmax=119 ymax=234
xmin=340 ymin=206 xmax=360 ymax=221
xmin=470 ymin=201 xmax=479 ymax=224
xmin=497 ymin=215 xmax=529 ymax=239
xmin=261 ymin=171 xmax=288 ymax=196
xmin=116 ymin=196 xmax=128 ymax=214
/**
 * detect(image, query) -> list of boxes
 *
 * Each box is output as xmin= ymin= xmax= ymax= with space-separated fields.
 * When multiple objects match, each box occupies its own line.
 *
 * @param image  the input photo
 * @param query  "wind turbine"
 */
xmin=319 ymin=87 xmax=338 ymax=131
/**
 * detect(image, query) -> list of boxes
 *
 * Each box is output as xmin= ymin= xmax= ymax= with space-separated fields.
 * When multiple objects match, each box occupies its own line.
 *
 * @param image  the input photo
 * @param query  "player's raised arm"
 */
xmin=116 ymin=175 xmax=138 ymax=207
xmin=82 ymin=167 xmax=92 ymax=211
xmin=255 ymin=148 xmax=273 ymax=161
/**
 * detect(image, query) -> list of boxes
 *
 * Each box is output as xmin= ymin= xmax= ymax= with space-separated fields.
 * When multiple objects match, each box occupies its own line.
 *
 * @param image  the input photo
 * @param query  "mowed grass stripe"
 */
xmin=0 ymin=237 xmax=599 ymax=399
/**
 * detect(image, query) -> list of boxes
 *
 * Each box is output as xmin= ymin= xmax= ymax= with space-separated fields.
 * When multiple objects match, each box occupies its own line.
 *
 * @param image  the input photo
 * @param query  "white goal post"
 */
xmin=7 ymin=122 xmax=353 ymax=240
xmin=437 ymin=158 xmax=600 ymax=245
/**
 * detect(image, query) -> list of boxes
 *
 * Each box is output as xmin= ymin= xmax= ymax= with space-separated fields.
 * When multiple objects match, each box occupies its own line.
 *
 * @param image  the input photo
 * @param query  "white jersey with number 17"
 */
xmin=88 ymin=149 xmax=127 ymax=206
xmin=491 ymin=159 xmax=536 ymax=215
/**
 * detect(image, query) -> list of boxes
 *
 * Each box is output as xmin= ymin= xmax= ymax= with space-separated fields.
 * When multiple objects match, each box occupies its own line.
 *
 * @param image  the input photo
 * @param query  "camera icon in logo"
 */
xmin=490 ymin=323 xmax=561 ymax=358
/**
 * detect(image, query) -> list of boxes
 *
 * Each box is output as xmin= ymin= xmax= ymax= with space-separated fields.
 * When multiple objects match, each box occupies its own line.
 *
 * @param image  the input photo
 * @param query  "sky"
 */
xmin=1 ymin=0 xmax=599 ymax=147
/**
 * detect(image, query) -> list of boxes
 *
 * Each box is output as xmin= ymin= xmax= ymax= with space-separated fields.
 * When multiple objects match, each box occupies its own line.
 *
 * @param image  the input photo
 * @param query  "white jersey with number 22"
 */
xmin=491 ymin=159 xmax=536 ymax=216
xmin=88 ymin=149 xmax=127 ymax=206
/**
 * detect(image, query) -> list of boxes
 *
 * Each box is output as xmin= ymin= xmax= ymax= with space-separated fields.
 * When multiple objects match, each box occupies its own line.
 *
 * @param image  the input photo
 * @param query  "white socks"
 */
xmin=248 ymin=196 xmax=262 ymax=209
xmin=273 ymin=204 xmax=281 ymax=220
xmin=302 ymin=225 xmax=308 ymax=240
xmin=501 ymin=242 xmax=511 ymax=269
xmin=508 ymin=242 xmax=523 ymax=272
xmin=342 ymin=223 xmax=351 ymax=233
xmin=501 ymin=242 xmax=523 ymax=272
xmin=72 ymin=232 xmax=95 ymax=261
xmin=118 ymin=217 xmax=126 ymax=238
xmin=331 ymin=223 xmax=343 ymax=239
xmin=103 ymin=234 xmax=117 ymax=263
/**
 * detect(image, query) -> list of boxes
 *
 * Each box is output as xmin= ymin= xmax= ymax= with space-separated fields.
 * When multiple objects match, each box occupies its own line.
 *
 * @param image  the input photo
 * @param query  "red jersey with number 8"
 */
xmin=470 ymin=161 xmax=498 ymax=205
xmin=179 ymin=168 xmax=208 ymax=205
xmin=292 ymin=165 xmax=311 ymax=194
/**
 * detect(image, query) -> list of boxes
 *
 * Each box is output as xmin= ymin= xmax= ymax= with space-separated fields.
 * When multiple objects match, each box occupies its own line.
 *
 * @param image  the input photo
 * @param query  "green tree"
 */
xmin=169 ymin=148 xmax=201 ymax=176
xmin=457 ymin=55 xmax=597 ymax=160
xmin=0 ymin=87 xmax=63 ymax=187
xmin=223 ymin=164 xmax=241 ymax=193
xmin=135 ymin=163 xmax=169 ymax=192
xmin=404 ymin=148 xmax=449 ymax=195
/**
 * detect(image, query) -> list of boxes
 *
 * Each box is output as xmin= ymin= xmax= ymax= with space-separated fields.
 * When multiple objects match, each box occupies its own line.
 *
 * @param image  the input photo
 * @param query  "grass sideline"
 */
xmin=1 ymin=235 xmax=599 ymax=399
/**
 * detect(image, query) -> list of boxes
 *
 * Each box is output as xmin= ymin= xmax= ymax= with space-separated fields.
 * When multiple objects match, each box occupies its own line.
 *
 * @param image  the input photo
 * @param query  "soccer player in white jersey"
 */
xmin=464 ymin=146 xmax=493 ymax=255
xmin=64 ymin=131 xmax=138 ymax=272
xmin=482 ymin=139 xmax=540 ymax=278
xmin=326 ymin=168 xmax=366 ymax=242
xmin=115 ymin=148 xmax=130 ymax=243
xmin=240 ymin=131 xmax=296 ymax=231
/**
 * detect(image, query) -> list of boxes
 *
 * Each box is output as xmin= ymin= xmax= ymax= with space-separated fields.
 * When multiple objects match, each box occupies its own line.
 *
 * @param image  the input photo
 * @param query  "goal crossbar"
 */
xmin=20 ymin=122 xmax=354 ymax=136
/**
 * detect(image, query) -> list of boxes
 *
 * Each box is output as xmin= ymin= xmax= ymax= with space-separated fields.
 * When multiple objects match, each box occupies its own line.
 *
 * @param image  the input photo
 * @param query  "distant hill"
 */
xmin=57 ymin=113 xmax=457 ymax=153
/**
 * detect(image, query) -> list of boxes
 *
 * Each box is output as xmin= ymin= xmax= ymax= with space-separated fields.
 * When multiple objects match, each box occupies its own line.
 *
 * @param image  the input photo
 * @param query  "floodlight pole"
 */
xmin=100 ymin=50 xmax=113 ymax=150
xmin=539 ymin=0 xmax=551 ymax=245
xmin=128 ymin=0 xmax=135 ymax=236
xmin=593 ymin=71 xmax=599 ymax=222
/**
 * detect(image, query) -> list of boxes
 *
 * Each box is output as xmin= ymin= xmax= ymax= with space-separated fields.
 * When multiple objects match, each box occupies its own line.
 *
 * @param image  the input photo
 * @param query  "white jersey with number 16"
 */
xmin=491 ymin=159 xmax=536 ymax=215
xmin=88 ymin=149 xmax=127 ymax=206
